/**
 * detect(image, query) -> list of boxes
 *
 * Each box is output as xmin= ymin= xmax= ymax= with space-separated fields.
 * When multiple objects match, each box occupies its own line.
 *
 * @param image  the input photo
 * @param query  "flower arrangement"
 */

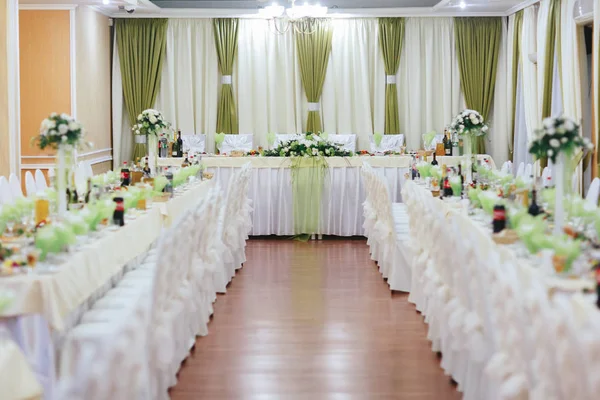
xmin=262 ymin=133 xmax=352 ymax=157
xmin=35 ymin=113 xmax=86 ymax=150
xmin=450 ymin=110 xmax=489 ymax=137
xmin=132 ymin=109 xmax=170 ymax=137
xmin=529 ymin=116 xmax=593 ymax=163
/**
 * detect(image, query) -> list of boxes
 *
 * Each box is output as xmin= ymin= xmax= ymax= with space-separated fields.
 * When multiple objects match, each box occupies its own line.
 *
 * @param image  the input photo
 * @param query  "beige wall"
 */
xmin=0 ymin=0 xmax=10 ymax=177
xmin=75 ymin=6 xmax=112 ymax=163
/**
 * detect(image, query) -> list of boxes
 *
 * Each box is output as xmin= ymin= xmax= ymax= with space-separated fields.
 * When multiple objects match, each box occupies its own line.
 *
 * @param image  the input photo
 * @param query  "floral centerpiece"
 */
xmin=529 ymin=116 xmax=593 ymax=235
xmin=34 ymin=113 xmax=89 ymax=217
xmin=450 ymin=109 xmax=488 ymax=181
xmin=262 ymin=132 xmax=352 ymax=158
xmin=132 ymin=109 xmax=170 ymax=174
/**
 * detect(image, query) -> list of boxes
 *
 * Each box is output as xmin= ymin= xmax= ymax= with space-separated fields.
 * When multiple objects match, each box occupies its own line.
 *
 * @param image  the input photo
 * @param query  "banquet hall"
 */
xmin=2 ymin=0 xmax=600 ymax=398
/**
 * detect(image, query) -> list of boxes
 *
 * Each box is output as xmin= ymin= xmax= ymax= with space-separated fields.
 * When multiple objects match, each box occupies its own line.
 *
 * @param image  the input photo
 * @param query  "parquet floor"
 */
xmin=170 ymin=238 xmax=460 ymax=400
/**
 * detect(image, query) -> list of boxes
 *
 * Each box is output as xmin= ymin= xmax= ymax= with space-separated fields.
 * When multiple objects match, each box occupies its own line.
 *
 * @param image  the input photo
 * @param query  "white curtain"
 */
xmin=321 ymin=18 xmax=384 ymax=150
xmin=521 ymin=6 xmax=540 ymax=140
xmin=236 ymin=19 xmax=303 ymax=148
xmin=514 ymin=66 xmax=533 ymax=168
xmin=398 ymin=17 xmax=463 ymax=150
xmin=111 ymin=35 xmax=132 ymax=168
xmin=155 ymin=19 xmax=219 ymax=152
xmin=489 ymin=17 xmax=510 ymax=166
xmin=560 ymin=0 xmax=584 ymax=122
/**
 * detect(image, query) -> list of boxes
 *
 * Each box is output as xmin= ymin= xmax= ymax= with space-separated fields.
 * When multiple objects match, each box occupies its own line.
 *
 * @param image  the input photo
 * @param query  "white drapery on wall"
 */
xmin=521 ymin=6 xmax=539 ymax=141
xmin=489 ymin=17 xmax=510 ymax=168
xmin=236 ymin=19 xmax=304 ymax=147
xmin=397 ymin=18 xmax=463 ymax=150
xmin=111 ymin=35 xmax=132 ymax=168
xmin=155 ymin=19 xmax=219 ymax=153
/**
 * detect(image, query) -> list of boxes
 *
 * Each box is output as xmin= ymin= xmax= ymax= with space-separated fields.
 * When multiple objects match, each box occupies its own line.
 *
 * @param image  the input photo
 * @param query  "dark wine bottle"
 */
xmin=120 ymin=161 xmax=130 ymax=187
xmin=177 ymin=131 xmax=184 ymax=158
xmin=528 ymin=189 xmax=541 ymax=216
xmin=444 ymin=131 xmax=451 ymax=156
xmin=113 ymin=197 xmax=125 ymax=227
xmin=493 ymin=205 xmax=506 ymax=233
xmin=458 ymin=164 xmax=464 ymax=189
xmin=84 ymin=178 xmax=91 ymax=203
xmin=431 ymin=152 xmax=438 ymax=166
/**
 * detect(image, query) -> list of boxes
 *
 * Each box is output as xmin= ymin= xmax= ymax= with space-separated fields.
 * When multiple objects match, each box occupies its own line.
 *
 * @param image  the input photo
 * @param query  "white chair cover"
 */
xmin=182 ymin=134 xmax=206 ymax=154
xmin=525 ymin=163 xmax=533 ymax=179
xmin=25 ymin=171 xmax=37 ymax=197
xmin=219 ymin=134 xmax=253 ymax=154
xmin=327 ymin=134 xmax=356 ymax=153
xmin=369 ymin=134 xmax=405 ymax=154
xmin=8 ymin=173 xmax=23 ymax=199
xmin=84 ymin=161 xmax=94 ymax=179
xmin=0 ymin=176 xmax=14 ymax=205
xmin=516 ymin=162 xmax=525 ymax=178
xmin=35 ymin=169 xmax=48 ymax=192
xmin=586 ymin=178 xmax=600 ymax=205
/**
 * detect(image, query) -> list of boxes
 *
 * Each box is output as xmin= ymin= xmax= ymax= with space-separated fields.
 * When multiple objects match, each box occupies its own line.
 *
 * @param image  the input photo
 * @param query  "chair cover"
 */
xmin=0 ymin=176 xmax=14 ymax=205
xmin=182 ymin=134 xmax=206 ymax=154
xmin=327 ymin=134 xmax=356 ymax=153
xmin=8 ymin=173 xmax=23 ymax=199
xmin=219 ymin=134 xmax=253 ymax=154
xmin=35 ymin=170 xmax=48 ymax=192
xmin=587 ymin=178 xmax=600 ymax=205
xmin=25 ymin=172 xmax=37 ymax=197
xmin=84 ymin=162 xmax=94 ymax=179
xmin=369 ymin=135 xmax=405 ymax=154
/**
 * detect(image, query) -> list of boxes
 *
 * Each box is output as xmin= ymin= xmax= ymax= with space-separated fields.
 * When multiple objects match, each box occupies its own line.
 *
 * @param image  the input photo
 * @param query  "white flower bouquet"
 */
xmin=35 ymin=113 xmax=87 ymax=150
xmin=450 ymin=109 xmax=489 ymax=137
xmin=529 ymin=116 xmax=592 ymax=163
xmin=132 ymin=109 xmax=170 ymax=137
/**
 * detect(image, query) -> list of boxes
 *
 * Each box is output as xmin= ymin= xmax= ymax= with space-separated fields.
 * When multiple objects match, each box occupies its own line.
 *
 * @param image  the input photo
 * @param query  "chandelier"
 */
xmin=258 ymin=0 xmax=328 ymax=34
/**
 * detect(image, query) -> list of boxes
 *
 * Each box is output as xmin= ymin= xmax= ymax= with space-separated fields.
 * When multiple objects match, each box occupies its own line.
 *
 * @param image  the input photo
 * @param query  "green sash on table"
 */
xmin=291 ymin=157 xmax=327 ymax=236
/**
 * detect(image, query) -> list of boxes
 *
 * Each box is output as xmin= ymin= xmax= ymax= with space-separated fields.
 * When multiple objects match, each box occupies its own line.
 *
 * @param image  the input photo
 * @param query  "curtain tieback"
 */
xmin=135 ymin=135 xmax=147 ymax=144
xmin=308 ymin=102 xmax=320 ymax=112
xmin=221 ymin=75 xmax=232 ymax=85
xmin=386 ymin=75 xmax=397 ymax=85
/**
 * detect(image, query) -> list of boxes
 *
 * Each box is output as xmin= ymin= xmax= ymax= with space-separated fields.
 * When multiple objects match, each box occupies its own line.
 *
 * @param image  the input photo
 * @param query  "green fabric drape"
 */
xmin=541 ymin=0 xmax=561 ymax=119
xmin=214 ymin=18 xmax=239 ymax=135
xmin=510 ymin=11 xmax=524 ymax=160
xmin=454 ymin=17 xmax=502 ymax=154
xmin=116 ymin=18 xmax=168 ymax=161
xmin=296 ymin=20 xmax=333 ymax=133
xmin=291 ymin=157 xmax=327 ymax=235
xmin=378 ymin=18 xmax=405 ymax=135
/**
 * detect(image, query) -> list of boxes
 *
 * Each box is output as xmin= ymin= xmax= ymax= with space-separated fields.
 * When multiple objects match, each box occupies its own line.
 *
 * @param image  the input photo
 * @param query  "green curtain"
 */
xmin=540 ymin=0 xmax=561 ymax=119
xmin=510 ymin=11 xmax=524 ymax=160
xmin=378 ymin=18 xmax=405 ymax=135
xmin=454 ymin=17 xmax=502 ymax=154
xmin=296 ymin=20 xmax=333 ymax=133
xmin=116 ymin=19 xmax=168 ymax=161
xmin=214 ymin=18 xmax=239 ymax=134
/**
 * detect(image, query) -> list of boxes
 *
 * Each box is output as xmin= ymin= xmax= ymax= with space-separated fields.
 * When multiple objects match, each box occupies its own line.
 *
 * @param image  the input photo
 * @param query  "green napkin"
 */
xmin=449 ymin=176 xmax=462 ymax=197
xmin=215 ymin=132 xmax=226 ymax=150
xmin=266 ymin=132 xmax=276 ymax=147
xmin=416 ymin=162 xmax=432 ymax=178
xmin=430 ymin=165 xmax=442 ymax=181
xmin=478 ymin=191 xmax=504 ymax=215
xmin=422 ymin=131 xmax=437 ymax=148
xmin=373 ymin=133 xmax=383 ymax=147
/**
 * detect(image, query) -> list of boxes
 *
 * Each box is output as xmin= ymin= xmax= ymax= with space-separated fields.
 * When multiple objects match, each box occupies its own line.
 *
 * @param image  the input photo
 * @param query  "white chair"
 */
xmin=525 ymin=163 xmax=533 ymax=179
xmin=327 ymin=134 xmax=356 ymax=153
xmin=219 ymin=134 xmax=253 ymax=154
xmin=369 ymin=134 xmax=405 ymax=154
xmin=586 ymin=178 xmax=600 ymax=205
xmin=35 ymin=169 xmax=48 ymax=192
xmin=25 ymin=171 xmax=37 ymax=197
xmin=182 ymin=134 xmax=206 ymax=154
xmin=0 ymin=176 xmax=14 ymax=205
xmin=8 ymin=173 xmax=23 ymax=199
xmin=84 ymin=161 xmax=94 ymax=179
xmin=516 ymin=162 xmax=525 ymax=178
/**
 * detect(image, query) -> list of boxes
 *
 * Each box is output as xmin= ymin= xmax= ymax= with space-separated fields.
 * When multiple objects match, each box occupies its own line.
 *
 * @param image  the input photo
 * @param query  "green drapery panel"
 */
xmin=296 ymin=20 xmax=333 ymax=133
xmin=541 ymin=0 xmax=561 ymax=119
xmin=214 ymin=18 xmax=239 ymax=134
xmin=116 ymin=18 xmax=168 ymax=161
xmin=378 ymin=18 xmax=405 ymax=135
xmin=291 ymin=157 xmax=327 ymax=235
xmin=510 ymin=11 xmax=524 ymax=160
xmin=454 ymin=17 xmax=502 ymax=154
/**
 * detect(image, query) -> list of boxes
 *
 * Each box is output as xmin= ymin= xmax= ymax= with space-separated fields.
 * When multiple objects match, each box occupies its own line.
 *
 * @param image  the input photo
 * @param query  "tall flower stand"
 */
xmin=133 ymin=134 xmax=148 ymax=162
xmin=147 ymin=134 xmax=158 ymax=176
xmin=463 ymin=135 xmax=473 ymax=183
xmin=553 ymin=152 xmax=566 ymax=235
xmin=56 ymin=145 xmax=73 ymax=217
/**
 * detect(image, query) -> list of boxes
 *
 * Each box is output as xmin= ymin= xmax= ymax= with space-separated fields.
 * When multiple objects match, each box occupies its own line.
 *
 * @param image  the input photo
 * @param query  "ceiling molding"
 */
xmin=505 ymin=0 xmax=539 ymax=15
xmin=19 ymin=4 xmax=78 ymax=10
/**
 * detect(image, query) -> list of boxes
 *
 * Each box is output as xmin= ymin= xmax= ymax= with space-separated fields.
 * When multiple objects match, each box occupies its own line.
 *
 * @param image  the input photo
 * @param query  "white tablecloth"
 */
xmin=159 ymin=156 xmax=492 ymax=236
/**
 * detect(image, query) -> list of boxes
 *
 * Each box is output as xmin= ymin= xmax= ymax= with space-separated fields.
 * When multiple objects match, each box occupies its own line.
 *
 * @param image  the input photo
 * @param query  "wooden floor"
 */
xmin=171 ymin=238 xmax=460 ymax=400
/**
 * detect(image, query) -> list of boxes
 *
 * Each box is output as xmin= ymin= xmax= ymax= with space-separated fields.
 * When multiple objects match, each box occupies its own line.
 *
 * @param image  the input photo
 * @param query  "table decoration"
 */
xmin=529 ymin=116 xmax=593 ymax=235
xmin=33 ymin=113 xmax=89 ymax=217
xmin=450 ymin=109 xmax=489 ymax=182
xmin=215 ymin=132 xmax=226 ymax=153
xmin=132 ymin=109 xmax=170 ymax=175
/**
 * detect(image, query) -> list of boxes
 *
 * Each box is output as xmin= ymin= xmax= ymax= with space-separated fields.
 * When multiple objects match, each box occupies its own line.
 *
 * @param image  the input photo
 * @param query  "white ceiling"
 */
xmin=18 ymin=0 xmax=538 ymax=17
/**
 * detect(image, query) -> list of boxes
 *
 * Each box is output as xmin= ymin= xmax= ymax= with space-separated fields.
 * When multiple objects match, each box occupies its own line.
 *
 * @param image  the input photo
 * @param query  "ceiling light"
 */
xmin=459 ymin=1 xmax=466 ymax=8
xmin=102 ymin=0 xmax=110 ymax=4
xmin=259 ymin=0 xmax=328 ymax=34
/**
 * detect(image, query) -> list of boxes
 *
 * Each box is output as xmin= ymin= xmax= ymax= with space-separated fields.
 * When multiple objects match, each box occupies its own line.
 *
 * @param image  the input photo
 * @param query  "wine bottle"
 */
xmin=493 ymin=205 xmax=507 ymax=233
xmin=443 ymin=175 xmax=453 ymax=198
xmin=451 ymin=132 xmax=459 ymax=156
xmin=431 ymin=152 xmax=438 ymax=166
xmin=458 ymin=164 xmax=464 ymax=193
xmin=84 ymin=178 xmax=92 ymax=203
xmin=120 ymin=161 xmax=130 ymax=187
xmin=444 ymin=131 xmax=451 ymax=156
xmin=113 ymin=197 xmax=125 ymax=227
xmin=528 ymin=189 xmax=542 ymax=216
xmin=177 ymin=131 xmax=183 ymax=158
xmin=171 ymin=140 xmax=178 ymax=158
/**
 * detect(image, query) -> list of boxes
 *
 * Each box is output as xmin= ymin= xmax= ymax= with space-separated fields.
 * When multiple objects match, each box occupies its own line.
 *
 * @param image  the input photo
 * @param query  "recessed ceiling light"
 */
xmin=102 ymin=0 xmax=110 ymax=4
xmin=459 ymin=1 xmax=466 ymax=8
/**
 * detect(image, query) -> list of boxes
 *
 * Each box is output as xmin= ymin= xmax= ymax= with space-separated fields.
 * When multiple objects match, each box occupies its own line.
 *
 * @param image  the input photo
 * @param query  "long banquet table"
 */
xmin=158 ymin=155 xmax=495 ymax=236
xmin=0 ymin=179 xmax=214 ymax=399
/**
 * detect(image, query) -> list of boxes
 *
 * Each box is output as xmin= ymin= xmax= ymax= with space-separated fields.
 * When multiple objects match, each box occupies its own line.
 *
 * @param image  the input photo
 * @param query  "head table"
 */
xmin=158 ymin=155 xmax=495 ymax=236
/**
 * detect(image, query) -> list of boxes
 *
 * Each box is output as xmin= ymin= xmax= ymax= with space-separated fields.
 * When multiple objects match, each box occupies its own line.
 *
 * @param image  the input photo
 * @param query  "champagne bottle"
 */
xmin=444 ymin=130 xmax=452 ymax=156
xmin=451 ymin=132 xmax=459 ymax=156
xmin=431 ymin=152 xmax=438 ymax=166
xmin=177 ymin=131 xmax=183 ymax=158
xmin=171 ymin=140 xmax=178 ymax=158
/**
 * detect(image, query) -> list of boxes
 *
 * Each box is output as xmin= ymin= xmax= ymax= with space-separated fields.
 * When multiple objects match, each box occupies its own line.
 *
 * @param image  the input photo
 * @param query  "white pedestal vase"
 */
xmin=56 ymin=145 xmax=72 ymax=217
xmin=148 ymin=134 xmax=158 ymax=176
xmin=463 ymin=135 xmax=473 ymax=183
xmin=553 ymin=152 xmax=566 ymax=235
